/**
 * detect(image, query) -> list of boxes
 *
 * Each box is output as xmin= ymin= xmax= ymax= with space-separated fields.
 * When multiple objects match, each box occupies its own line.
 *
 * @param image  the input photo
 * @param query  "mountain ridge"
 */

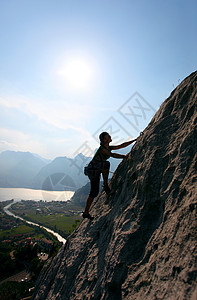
xmin=0 ymin=148 xmax=125 ymax=191
xmin=0 ymin=150 xmax=47 ymax=188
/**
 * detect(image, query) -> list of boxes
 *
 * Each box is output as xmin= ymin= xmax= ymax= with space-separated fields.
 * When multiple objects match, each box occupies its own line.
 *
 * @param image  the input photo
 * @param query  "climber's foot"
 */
xmin=82 ymin=212 xmax=94 ymax=220
xmin=104 ymin=185 xmax=111 ymax=195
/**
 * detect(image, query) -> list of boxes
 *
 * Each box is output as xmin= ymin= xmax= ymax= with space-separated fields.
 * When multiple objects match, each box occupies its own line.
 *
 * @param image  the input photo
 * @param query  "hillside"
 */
xmin=70 ymin=181 xmax=91 ymax=207
xmin=33 ymin=71 xmax=197 ymax=300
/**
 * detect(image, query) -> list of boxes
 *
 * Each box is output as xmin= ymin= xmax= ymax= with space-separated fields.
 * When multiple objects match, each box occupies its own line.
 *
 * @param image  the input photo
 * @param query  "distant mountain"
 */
xmin=0 ymin=151 xmax=47 ymax=188
xmin=31 ymin=154 xmax=91 ymax=191
xmin=0 ymin=150 xmax=92 ymax=191
xmin=32 ymin=153 xmax=51 ymax=164
xmin=0 ymin=149 xmax=127 ymax=191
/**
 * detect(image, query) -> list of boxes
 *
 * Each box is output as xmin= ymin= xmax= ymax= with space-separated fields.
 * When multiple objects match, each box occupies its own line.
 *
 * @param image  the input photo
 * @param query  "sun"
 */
xmin=57 ymin=58 xmax=94 ymax=91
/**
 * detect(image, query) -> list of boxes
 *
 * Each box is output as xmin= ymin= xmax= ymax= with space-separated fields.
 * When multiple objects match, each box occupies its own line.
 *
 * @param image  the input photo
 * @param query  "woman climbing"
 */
xmin=83 ymin=131 xmax=139 ymax=220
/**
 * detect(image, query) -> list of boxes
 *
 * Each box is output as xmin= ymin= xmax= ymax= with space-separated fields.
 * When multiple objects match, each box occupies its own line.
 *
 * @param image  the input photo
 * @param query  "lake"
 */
xmin=0 ymin=188 xmax=74 ymax=202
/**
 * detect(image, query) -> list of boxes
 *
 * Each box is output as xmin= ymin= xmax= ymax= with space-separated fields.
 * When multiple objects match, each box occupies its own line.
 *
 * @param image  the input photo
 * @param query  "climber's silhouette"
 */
xmin=83 ymin=132 xmax=139 ymax=220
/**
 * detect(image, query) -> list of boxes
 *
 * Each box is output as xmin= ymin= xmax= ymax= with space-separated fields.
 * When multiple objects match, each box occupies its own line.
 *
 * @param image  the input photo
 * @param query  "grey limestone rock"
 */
xmin=33 ymin=71 xmax=197 ymax=300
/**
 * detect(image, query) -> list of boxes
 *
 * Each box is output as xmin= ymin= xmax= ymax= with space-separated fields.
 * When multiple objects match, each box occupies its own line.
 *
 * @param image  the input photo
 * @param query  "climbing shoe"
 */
xmin=104 ymin=185 xmax=111 ymax=195
xmin=82 ymin=212 xmax=94 ymax=220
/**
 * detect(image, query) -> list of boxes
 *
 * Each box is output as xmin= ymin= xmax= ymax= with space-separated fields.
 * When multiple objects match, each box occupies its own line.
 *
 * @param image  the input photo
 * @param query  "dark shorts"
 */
xmin=89 ymin=161 xmax=110 ymax=198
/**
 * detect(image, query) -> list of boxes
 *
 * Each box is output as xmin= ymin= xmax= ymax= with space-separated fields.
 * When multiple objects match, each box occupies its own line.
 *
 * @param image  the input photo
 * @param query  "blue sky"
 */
xmin=0 ymin=0 xmax=196 ymax=159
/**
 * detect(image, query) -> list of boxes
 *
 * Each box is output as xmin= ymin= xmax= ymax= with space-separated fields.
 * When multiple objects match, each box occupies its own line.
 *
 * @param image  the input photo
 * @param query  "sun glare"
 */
xmin=57 ymin=58 xmax=94 ymax=91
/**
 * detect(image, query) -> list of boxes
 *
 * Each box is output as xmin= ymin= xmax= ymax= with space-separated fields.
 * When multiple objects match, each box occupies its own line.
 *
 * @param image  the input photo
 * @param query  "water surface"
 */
xmin=0 ymin=188 xmax=74 ymax=202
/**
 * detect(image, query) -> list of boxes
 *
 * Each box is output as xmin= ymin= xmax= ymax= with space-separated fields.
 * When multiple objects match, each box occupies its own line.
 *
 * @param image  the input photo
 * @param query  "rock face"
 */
xmin=33 ymin=72 xmax=197 ymax=300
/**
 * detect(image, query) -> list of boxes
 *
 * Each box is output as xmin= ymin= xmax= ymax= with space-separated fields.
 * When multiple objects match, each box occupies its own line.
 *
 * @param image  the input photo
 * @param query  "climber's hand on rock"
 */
xmin=123 ymin=153 xmax=129 ymax=160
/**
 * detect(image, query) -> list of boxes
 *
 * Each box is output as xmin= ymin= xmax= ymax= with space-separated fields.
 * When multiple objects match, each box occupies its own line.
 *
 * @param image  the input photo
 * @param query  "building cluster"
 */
xmin=12 ymin=200 xmax=81 ymax=216
xmin=0 ymin=214 xmax=23 ymax=230
xmin=0 ymin=211 xmax=53 ymax=250
xmin=2 ymin=233 xmax=53 ymax=250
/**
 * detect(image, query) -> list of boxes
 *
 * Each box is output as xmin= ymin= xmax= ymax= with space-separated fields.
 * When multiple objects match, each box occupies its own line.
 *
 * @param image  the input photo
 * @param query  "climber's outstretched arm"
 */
xmin=101 ymin=148 xmax=126 ymax=159
xmin=111 ymin=138 xmax=137 ymax=150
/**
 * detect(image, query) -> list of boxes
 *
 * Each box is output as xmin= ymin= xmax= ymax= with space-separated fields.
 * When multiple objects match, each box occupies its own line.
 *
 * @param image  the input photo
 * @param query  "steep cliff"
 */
xmin=33 ymin=71 xmax=197 ymax=300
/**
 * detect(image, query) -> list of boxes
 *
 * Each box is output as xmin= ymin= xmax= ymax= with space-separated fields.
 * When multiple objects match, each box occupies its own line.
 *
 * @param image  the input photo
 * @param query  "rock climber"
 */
xmin=83 ymin=131 xmax=139 ymax=220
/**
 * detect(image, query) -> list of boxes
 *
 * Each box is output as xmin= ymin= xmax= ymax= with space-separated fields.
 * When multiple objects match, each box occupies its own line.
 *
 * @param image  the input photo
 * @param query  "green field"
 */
xmin=22 ymin=213 xmax=82 ymax=236
xmin=0 ymin=224 xmax=35 ymax=240
xmin=9 ymin=201 xmax=83 ymax=237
